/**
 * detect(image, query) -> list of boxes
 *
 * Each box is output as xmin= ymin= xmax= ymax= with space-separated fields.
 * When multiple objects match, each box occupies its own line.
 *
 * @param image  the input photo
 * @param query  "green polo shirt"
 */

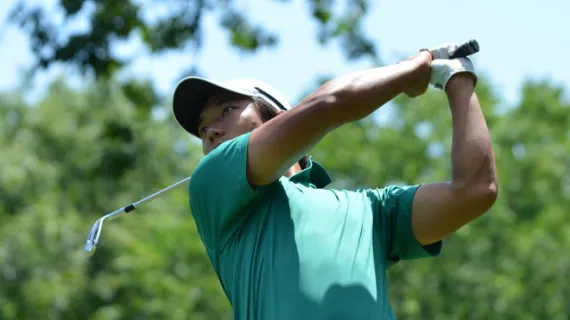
xmin=189 ymin=132 xmax=442 ymax=320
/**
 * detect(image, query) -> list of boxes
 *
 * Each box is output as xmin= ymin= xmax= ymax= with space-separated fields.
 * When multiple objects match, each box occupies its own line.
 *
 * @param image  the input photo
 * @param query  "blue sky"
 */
xmin=1 ymin=0 xmax=569 ymax=108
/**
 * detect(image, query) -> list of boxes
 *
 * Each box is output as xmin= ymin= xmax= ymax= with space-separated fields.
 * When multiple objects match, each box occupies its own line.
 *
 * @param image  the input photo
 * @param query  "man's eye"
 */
xmin=200 ymin=126 xmax=209 ymax=135
xmin=222 ymin=106 xmax=234 ymax=116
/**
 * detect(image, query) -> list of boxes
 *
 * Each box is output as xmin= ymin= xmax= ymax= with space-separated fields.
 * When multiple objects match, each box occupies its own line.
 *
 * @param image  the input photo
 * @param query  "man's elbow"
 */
xmin=477 ymin=180 xmax=499 ymax=212
xmin=454 ymin=175 xmax=499 ymax=217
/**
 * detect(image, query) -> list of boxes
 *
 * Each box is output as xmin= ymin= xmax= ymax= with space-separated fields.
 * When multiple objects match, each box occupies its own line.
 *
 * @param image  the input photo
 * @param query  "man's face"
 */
xmin=198 ymin=91 xmax=263 ymax=155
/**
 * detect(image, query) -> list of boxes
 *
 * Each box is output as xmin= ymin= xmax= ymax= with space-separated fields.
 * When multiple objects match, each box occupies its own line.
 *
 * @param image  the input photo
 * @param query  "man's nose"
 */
xmin=205 ymin=127 xmax=224 ymax=143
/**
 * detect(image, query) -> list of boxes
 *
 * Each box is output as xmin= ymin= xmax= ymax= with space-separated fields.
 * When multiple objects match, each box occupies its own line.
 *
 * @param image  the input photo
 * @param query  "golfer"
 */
xmin=172 ymin=42 xmax=498 ymax=319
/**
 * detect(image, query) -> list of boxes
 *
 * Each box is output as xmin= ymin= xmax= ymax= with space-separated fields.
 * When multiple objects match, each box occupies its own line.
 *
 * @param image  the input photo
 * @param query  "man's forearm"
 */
xmin=446 ymin=75 xmax=498 ymax=198
xmin=309 ymin=52 xmax=431 ymax=126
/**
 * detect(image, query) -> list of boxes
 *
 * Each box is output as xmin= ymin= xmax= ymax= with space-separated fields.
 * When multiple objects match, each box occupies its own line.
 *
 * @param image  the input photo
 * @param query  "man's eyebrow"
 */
xmin=213 ymin=98 xmax=229 ymax=106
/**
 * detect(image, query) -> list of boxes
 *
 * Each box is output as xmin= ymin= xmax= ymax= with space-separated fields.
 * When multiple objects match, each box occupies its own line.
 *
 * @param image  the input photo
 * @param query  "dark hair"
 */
xmin=251 ymin=98 xmax=309 ymax=169
xmin=252 ymin=98 xmax=278 ymax=122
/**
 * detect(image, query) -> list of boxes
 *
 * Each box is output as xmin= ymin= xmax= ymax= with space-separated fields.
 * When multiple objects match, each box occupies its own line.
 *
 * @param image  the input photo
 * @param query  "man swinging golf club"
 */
xmin=171 ymin=42 xmax=498 ymax=319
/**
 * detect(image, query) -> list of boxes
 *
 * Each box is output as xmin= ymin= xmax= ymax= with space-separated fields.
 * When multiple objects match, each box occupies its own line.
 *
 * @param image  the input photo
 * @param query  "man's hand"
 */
xmin=403 ymin=42 xmax=478 ymax=97
xmin=403 ymin=51 xmax=433 ymax=98
xmin=420 ymin=42 xmax=458 ymax=60
xmin=408 ymin=41 xmax=478 ymax=93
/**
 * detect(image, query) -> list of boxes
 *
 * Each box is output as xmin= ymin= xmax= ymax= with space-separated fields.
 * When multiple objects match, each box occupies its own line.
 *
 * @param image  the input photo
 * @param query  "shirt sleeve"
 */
xmin=188 ymin=132 xmax=263 ymax=252
xmin=367 ymin=185 xmax=442 ymax=266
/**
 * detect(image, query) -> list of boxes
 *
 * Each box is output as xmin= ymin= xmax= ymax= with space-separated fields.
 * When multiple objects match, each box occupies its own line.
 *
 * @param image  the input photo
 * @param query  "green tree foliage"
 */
xmin=4 ymin=1 xmax=570 ymax=318
xmin=2 ymin=74 xmax=569 ymax=319
xmin=0 ymin=79 xmax=230 ymax=319
xmin=8 ymin=0 xmax=378 ymax=79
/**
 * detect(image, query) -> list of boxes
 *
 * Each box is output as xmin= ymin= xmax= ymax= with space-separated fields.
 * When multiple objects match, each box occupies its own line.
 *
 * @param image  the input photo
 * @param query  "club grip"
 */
xmin=449 ymin=39 xmax=480 ymax=58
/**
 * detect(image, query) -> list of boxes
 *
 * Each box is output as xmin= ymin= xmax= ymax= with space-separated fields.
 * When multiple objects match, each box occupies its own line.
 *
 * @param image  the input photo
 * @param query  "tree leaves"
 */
xmin=2 ymin=73 xmax=570 ymax=319
xmin=8 ymin=0 xmax=379 ymax=79
xmin=4 ymin=0 xmax=570 ymax=318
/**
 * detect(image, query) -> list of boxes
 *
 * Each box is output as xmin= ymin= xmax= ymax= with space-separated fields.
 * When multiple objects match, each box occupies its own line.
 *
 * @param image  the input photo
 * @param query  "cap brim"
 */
xmin=172 ymin=77 xmax=251 ymax=137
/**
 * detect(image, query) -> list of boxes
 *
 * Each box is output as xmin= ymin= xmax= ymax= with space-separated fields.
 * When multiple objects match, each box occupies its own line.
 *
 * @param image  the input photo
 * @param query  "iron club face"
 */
xmin=84 ymin=218 xmax=104 ymax=252
xmin=83 ymin=208 xmax=127 ymax=252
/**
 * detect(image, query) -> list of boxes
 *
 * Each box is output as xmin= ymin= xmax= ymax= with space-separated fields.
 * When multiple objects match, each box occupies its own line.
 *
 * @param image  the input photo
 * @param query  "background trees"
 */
xmin=2 ymin=0 xmax=569 ymax=318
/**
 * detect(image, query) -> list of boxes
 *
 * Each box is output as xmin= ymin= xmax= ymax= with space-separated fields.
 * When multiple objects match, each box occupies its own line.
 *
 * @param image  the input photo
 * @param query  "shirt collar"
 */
xmin=288 ymin=156 xmax=332 ymax=188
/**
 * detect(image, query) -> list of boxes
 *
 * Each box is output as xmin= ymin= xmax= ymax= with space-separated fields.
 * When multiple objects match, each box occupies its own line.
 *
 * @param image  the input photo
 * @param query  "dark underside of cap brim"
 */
xmin=173 ymin=79 xmax=224 ymax=137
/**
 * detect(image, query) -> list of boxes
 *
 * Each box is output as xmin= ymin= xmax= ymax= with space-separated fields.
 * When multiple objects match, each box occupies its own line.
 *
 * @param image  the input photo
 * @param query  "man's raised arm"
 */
xmin=247 ymin=52 xmax=432 ymax=186
xmin=410 ymin=59 xmax=499 ymax=246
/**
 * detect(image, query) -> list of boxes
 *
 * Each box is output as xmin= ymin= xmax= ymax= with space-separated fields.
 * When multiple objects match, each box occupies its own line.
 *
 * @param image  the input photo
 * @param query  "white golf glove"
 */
xmin=430 ymin=57 xmax=477 ymax=90
xmin=420 ymin=43 xmax=458 ymax=60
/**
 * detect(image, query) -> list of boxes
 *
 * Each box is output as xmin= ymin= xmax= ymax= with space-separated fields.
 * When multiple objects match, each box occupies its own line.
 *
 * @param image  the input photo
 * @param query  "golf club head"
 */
xmin=84 ymin=218 xmax=103 ymax=252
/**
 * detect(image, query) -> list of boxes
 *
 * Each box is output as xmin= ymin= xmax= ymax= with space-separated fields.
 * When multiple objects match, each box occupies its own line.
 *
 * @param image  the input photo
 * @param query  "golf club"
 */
xmin=83 ymin=175 xmax=191 ymax=252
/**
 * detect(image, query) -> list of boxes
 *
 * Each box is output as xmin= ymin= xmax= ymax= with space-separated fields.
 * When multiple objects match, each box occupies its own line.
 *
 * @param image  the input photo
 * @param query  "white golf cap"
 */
xmin=172 ymin=76 xmax=292 ymax=137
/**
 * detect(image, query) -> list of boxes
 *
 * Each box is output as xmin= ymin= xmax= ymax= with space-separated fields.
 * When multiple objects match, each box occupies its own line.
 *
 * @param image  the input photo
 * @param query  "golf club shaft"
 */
xmin=104 ymin=176 xmax=192 ymax=221
xmin=132 ymin=176 xmax=192 ymax=208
